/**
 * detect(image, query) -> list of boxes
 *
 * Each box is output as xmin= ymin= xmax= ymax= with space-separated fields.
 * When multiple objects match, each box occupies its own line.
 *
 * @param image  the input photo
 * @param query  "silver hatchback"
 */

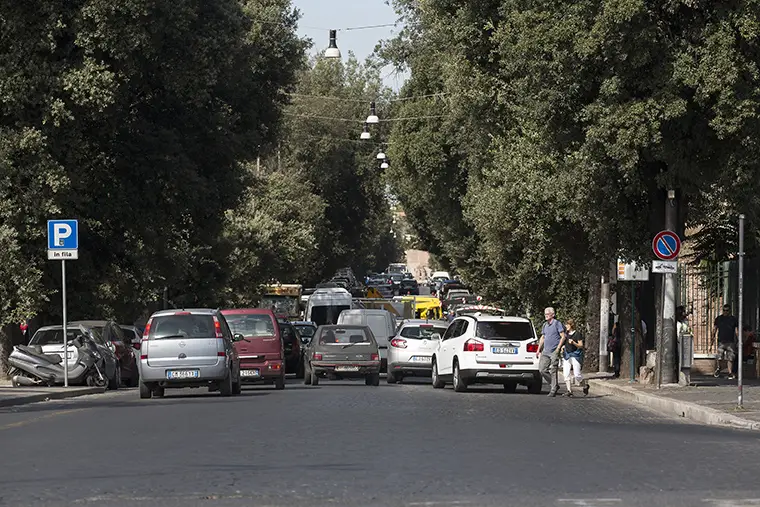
xmin=387 ymin=320 xmax=448 ymax=383
xmin=138 ymin=309 xmax=241 ymax=399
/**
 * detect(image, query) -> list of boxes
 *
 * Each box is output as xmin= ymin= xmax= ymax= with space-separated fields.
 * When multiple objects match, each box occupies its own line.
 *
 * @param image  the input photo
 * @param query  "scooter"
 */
xmin=8 ymin=335 xmax=107 ymax=387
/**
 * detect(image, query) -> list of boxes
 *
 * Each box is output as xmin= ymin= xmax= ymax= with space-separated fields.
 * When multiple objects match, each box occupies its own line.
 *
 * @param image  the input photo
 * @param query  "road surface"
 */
xmin=1 ymin=378 xmax=758 ymax=506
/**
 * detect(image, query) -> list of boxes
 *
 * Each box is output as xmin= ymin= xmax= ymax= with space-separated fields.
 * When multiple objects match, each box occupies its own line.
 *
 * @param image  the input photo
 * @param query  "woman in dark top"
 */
xmin=562 ymin=319 xmax=589 ymax=397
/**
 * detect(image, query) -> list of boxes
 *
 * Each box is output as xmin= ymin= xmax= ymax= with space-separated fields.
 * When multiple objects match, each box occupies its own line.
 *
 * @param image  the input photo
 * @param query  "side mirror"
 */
xmin=233 ymin=333 xmax=245 ymax=342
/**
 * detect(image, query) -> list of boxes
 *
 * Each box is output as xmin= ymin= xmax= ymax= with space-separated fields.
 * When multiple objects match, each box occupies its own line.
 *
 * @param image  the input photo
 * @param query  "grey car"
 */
xmin=138 ymin=309 xmax=242 ymax=399
xmin=303 ymin=325 xmax=381 ymax=386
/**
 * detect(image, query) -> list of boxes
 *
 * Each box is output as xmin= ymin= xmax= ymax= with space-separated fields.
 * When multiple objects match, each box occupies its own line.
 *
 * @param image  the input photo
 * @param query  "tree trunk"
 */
xmin=584 ymin=271 xmax=602 ymax=372
xmin=619 ymin=283 xmax=645 ymax=379
xmin=0 ymin=324 xmax=13 ymax=379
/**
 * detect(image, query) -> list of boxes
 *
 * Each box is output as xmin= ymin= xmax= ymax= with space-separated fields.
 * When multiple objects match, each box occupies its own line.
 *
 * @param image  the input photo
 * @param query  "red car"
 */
xmin=221 ymin=309 xmax=286 ymax=389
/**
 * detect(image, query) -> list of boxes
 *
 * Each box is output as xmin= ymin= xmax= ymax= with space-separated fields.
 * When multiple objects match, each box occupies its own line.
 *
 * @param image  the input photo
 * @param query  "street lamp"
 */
xmin=360 ymin=122 xmax=371 ymax=140
xmin=380 ymin=158 xmax=389 ymax=169
xmin=366 ymin=101 xmax=379 ymax=124
xmin=376 ymin=152 xmax=386 ymax=160
xmin=324 ymin=30 xmax=341 ymax=59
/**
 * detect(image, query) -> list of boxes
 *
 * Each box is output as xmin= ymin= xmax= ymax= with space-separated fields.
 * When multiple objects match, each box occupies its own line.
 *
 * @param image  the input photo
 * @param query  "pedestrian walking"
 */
xmin=561 ymin=318 xmax=589 ymax=397
xmin=608 ymin=320 xmax=622 ymax=378
xmin=714 ymin=304 xmax=738 ymax=379
xmin=537 ymin=307 xmax=566 ymax=397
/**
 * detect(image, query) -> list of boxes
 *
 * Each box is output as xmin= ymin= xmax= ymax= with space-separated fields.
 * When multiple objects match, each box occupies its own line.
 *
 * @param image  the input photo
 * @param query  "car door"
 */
xmin=437 ymin=320 xmax=461 ymax=375
xmin=110 ymin=324 xmax=134 ymax=374
xmin=93 ymin=325 xmax=117 ymax=379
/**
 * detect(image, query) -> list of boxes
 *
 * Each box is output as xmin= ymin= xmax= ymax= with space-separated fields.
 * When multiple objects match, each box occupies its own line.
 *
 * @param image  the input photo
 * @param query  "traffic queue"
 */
xmin=7 ymin=265 xmax=550 ymax=397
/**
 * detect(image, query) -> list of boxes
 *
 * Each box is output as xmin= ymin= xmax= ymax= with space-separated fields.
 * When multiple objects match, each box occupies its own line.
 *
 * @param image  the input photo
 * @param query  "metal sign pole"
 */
xmin=62 ymin=260 xmax=68 ymax=388
xmin=738 ymin=214 xmax=745 ymax=408
xmin=631 ymin=282 xmax=636 ymax=383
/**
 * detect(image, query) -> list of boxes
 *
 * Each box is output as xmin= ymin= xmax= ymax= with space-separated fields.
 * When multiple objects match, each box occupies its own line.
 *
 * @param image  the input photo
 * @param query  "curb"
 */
xmin=588 ymin=379 xmax=760 ymax=432
xmin=0 ymin=387 xmax=106 ymax=408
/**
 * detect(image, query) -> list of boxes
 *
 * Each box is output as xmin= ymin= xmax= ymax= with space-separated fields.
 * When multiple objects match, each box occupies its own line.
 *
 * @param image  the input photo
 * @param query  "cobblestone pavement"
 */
xmin=0 ymin=377 xmax=758 ymax=507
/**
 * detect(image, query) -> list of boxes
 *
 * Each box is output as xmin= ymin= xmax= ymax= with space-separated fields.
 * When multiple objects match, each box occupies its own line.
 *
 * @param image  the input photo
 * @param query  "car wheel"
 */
xmin=304 ymin=363 xmax=312 ymax=385
xmin=296 ymin=359 xmax=305 ymax=379
xmin=153 ymin=386 xmax=165 ymax=398
xmin=431 ymin=358 xmax=445 ymax=389
xmin=311 ymin=368 xmax=319 ymax=386
xmin=232 ymin=372 xmax=242 ymax=395
xmin=139 ymin=381 xmax=152 ymax=399
xmin=528 ymin=373 xmax=543 ymax=394
xmin=220 ymin=372 xmax=233 ymax=397
xmin=387 ymin=370 xmax=397 ymax=384
xmin=453 ymin=360 xmax=467 ymax=392
xmin=108 ymin=365 xmax=121 ymax=391
xmin=504 ymin=382 xmax=517 ymax=393
xmin=275 ymin=374 xmax=285 ymax=390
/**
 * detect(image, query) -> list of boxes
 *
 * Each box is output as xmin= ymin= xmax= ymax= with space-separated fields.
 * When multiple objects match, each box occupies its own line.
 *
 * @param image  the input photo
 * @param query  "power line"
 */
xmin=284 ymin=92 xmax=448 ymax=103
xmin=298 ymin=23 xmax=397 ymax=32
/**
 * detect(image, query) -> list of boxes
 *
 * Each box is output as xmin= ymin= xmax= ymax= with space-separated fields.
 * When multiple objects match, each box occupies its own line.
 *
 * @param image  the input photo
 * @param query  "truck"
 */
xmin=305 ymin=288 xmax=354 ymax=326
xmin=259 ymin=284 xmax=303 ymax=319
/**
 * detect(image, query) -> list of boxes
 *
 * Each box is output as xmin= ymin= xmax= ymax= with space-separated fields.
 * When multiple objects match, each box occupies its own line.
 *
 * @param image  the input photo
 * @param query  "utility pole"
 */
xmin=661 ymin=190 xmax=678 ymax=384
xmin=599 ymin=271 xmax=610 ymax=373
xmin=738 ymin=214 xmax=745 ymax=408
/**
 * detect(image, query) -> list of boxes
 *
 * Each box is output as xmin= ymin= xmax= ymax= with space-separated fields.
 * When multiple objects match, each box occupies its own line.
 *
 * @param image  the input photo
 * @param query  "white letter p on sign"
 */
xmin=54 ymin=224 xmax=72 ymax=247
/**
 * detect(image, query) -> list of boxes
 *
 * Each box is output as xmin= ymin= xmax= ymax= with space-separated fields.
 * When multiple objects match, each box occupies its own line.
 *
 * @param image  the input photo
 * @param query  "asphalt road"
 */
xmin=1 ymin=377 xmax=759 ymax=507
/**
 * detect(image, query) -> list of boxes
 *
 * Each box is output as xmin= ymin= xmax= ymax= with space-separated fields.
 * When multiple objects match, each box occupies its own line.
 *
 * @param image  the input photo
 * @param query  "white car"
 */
xmin=431 ymin=313 xmax=542 ymax=393
xmin=387 ymin=320 xmax=449 ymax=383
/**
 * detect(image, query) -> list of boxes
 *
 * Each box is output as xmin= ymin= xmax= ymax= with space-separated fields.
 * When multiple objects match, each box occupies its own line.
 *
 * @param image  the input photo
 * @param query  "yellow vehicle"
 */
xmin=398 ymin=296 xmax=443 ymax=320
xmin=259 ymin=283 xmax=303 ymax=319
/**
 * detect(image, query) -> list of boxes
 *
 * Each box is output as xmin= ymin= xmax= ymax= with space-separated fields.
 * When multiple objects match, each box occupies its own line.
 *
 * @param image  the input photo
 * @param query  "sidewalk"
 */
xmin=588 ymin=373 xmax=760 ymax=431
xmin=0 ymin=379 xmax=105 ymax=408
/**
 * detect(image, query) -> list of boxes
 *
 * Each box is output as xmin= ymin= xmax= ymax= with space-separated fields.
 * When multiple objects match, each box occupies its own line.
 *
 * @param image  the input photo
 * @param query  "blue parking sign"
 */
xmin=47 ymin=220 xmax=79 ymax=260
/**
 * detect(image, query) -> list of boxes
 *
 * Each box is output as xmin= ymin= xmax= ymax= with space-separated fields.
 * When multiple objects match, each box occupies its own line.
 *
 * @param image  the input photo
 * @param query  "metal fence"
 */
xmin=678 ymin=260 xmax=759 ymax=356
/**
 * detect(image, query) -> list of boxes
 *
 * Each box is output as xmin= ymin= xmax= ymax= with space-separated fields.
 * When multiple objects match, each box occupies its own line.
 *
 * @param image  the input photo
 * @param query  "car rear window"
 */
xmin=476 ymin=321 xmax=535 ymax=340
xmin=225 ymin=314 xmax=276 ymax=337
xmin=295 ymin=325 xmax=316 ymax=338
xmin=319 ymin=328 xmax=371 ymax=345
xmin=400 ymin=325 xmax=446 ymax=339
xmin=149 ymin=315 xmax=215 ymax=340
xmin=30 ymin=329 xmax=89 ymax=345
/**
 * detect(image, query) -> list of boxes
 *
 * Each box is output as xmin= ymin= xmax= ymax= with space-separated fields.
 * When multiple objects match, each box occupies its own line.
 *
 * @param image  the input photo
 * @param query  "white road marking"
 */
xmin=557 ymin=500 xmax=622 ymax=507
xmin=704 ymin=500 xmax=760 ymax=507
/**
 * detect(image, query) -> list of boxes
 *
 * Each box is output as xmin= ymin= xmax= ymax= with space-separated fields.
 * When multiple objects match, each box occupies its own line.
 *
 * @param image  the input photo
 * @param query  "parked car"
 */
xmin=278 ymin=319 xmax=304 ymax=378
xmin=387 ymin=320 xmax=449 ymax=383
xmin=431 ymin=313 xmax=542 ymax=393
xmin=70 ymin=320 xmax=139 ymax=387
xmin=222 ymin=309 xmax=286 ymax=390
xmin=336 ymin=309 xmax=396 ymax=372
xmin=303 ymin=325 xmax=381 ymax=386
xmin=27 ymin=323 xmax=120 ymax=389
xmin=138 ymin=309 xmax=242 ymax=399
xmin=292 ymin=321 xmax=317 ymax=345
xmin=120 ymin=325 xmax=143 ymax=349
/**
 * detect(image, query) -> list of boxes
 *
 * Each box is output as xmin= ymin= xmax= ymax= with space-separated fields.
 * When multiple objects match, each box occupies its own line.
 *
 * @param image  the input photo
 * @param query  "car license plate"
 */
xmin=241 ymin=369 xmax=260 ymax=377
xmin=335 ymin=365 xmax=359 ymax=372
xmin=410 ymin=356 xmax=431 ymax=363
xmin=166 ymin=370 xmax=200 ymax=379
xmin=492 ymin=347 xmax=518 ymax=354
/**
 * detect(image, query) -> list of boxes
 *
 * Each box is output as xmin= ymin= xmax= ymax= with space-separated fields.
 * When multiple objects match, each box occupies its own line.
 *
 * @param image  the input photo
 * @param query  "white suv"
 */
xmin=431 ymin=313 xmax=542 ymax=393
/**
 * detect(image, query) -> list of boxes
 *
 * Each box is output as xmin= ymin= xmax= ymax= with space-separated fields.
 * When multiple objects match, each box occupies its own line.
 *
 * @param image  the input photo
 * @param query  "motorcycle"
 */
xmin=8 ymin=335 xmax=108 ymax=388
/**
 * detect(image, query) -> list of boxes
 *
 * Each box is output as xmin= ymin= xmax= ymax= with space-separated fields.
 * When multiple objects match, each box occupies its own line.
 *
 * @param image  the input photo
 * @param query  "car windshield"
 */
xmin=225 ymin=314 xmax=276 ymax=337
xmin=150 ymin=315 xmax=215 ymax=339
xmin=400 ymin=325 xmax=447 ymax=339
xmin=259 ymin=296 xmax=298 ymax=317
xmin=294 ymin=325 xmax=316 ymax=338
xmin=318 ymin=328 xmax=371 ymax=345
xmin=475 ymin=321 xmax=535 ymax=340
xmin=448 ymin=295 xmax=479 ymax=304
xmin=30 ymin=328 xmax=89 ymax=345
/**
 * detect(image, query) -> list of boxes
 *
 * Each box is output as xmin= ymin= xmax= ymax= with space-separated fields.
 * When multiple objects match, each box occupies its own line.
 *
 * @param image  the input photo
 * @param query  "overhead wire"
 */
xmin=284 ymin=92 xmax=449 ymax=102
xmin=282 ymin=112 xmax=446 ymax=122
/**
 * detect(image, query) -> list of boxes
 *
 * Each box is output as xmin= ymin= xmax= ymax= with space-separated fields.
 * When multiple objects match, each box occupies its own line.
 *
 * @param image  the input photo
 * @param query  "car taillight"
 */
xmin=313 ymin=353 xmax=322 ymax=360
xmin=371 ymin=353 xmax=379 ymax=361
xmin=133 ymin=342 xmax=141 ymax=350
xmin=218 ymin=351 xmax=226 ymax=357
xmin=464 ymin=339 xmax=484 ymax=352
xmin=213 ymin=317 xmax=223 ymax=338
xmin=390 ymin=338 xmax=407 ymax=348
xmin=140 ymin=354 xmax=147 ymax=360
xmin=142 ymin=319 xmax=152 ymax=339
xmin=526 ymin=343 xmax=539 ymax=353
xmin=174 ymin=311 xmax=192 ymax=315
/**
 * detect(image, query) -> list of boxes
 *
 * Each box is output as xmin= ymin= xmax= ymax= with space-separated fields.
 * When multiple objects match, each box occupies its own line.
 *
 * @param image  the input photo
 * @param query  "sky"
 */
xmin=292 ymin=0 xmax=408 ymax=90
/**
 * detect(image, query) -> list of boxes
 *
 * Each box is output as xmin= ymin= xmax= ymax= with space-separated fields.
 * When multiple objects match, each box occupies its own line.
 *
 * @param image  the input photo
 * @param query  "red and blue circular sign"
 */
xmin=652 ymin=230 xmax=681 ymax=260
